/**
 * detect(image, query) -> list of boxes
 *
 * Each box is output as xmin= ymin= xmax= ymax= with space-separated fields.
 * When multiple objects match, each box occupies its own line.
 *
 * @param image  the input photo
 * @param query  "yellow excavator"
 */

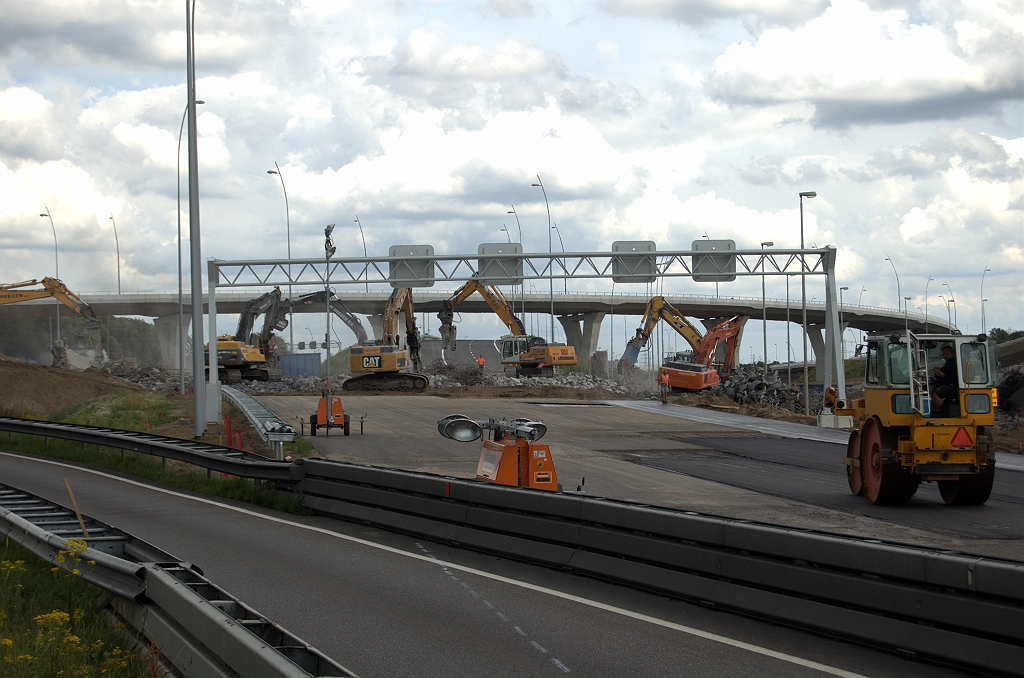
xmin=0 ymin=278 xmax=103 ymax=363
xmin=345 ymin=287 xmax=429 ymax=391
xmin=617 ymin=296 xmax=703 ymax=375
xmin=437 ymin=280 xmax=577 ymax=377
xmin=205 ymin=288 xmax=288 ymax=383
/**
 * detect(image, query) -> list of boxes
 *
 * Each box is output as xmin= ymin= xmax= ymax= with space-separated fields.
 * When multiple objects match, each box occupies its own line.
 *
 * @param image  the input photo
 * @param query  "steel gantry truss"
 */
xmin=202 ymin=247 xmax=846 ymax=431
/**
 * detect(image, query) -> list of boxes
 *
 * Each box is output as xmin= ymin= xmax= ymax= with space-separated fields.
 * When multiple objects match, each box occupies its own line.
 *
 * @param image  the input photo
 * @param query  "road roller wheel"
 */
xmin=846 ymin=429 xmax=863 ymax=495
xmin=860 ymin=418 xmax=917 ymax=505
xmin=939 ymin=460 xmax=995 ymax=505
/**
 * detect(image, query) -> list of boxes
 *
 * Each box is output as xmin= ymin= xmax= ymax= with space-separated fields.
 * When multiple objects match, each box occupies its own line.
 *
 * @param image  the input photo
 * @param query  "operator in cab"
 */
xmin=930 ymin=345 xmax=958 ymax=413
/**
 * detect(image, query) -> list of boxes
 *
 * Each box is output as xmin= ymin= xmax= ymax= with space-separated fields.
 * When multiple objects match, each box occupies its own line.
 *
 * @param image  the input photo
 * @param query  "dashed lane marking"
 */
xmin=1 ymin=452 xmax=868 ymax=678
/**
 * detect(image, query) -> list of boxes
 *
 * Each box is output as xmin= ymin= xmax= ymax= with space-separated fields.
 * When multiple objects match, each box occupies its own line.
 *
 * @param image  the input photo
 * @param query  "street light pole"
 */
xmin=507 ymin=205 xmax=524 ymax=321
xmin=553 ymin=223 xmax=566 ymax=293
xmin=177 ymin=99 xmax=204 ymax=395
xmin=354 ymin=216 xmax=368 ymax=293
xmin=38 ymin=207 xmax=60 ymax=342
xmin=858 ymin=286 xmax=866 ymax=306
xmin=761 ymin=241 xmax=774 ymax=375
xmin=980 ymin=266 xmax=990 ymax=335
xmin=924 ymin=276 xmax=933 ymax=333
xmin=839 ymin=286 xmax=848 ymax=361
xmin=943 ymin=281 xmax=957 ymax=328
xmin=267 ymin=162 xmax=292 ymax=350
xmin=324 ymin=224 xmax=336 ymax=422
xmin=798 ymin=191 xmax=816 ymax=419
xmin=500 ymin=225 xmax=512 ymax=243
xmin=786 ymin=274 xmax=792 ymax=384
xmin=532 ymin=176 xmax=554 ymax=343
xmin=108 ymin=214 xmax=121 ymax=294
xmin=185 ymin=0 xmax=206 ymax=437
xmin=884 ymin=257 xmax=901 ymax=311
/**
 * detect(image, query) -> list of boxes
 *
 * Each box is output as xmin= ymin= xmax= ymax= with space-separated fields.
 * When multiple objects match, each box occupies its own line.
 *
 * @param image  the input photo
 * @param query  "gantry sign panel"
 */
xmin=692 ymin=239 xmax=737 ymax=282
xmin=477 ymin=243 xmax=524 ymax=286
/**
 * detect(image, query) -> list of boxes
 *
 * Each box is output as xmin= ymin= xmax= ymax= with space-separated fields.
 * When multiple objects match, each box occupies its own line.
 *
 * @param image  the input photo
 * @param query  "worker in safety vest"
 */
xmin=659 ymin=371 xmax=671 ymax=404
xmin=477 ymin=355 xmax=486 ymax=371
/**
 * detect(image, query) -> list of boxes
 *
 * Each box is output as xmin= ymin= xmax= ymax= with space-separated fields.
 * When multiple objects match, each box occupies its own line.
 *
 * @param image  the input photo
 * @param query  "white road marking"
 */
xmin=531 ymin=640 xmax=548 ymax=653
xmin=2 ymin=452 xmax=869 ymax=678
xmin=552 ymin=658 xmax=571 ymax=673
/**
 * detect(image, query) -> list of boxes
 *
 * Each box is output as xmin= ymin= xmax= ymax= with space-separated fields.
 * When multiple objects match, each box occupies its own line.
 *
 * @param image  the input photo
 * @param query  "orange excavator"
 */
xmin=438 ymin=279 xmax=577 ymax=377
xmin=658 ymin=316 xmax=742 ymax=391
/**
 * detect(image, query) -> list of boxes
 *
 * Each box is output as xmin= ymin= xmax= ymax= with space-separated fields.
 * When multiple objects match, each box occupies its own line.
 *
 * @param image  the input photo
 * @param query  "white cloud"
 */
xmin=705 ymin=0 xmax=1023 ymax=126
xmin=595 ymin=0 xmax=830 ymax=28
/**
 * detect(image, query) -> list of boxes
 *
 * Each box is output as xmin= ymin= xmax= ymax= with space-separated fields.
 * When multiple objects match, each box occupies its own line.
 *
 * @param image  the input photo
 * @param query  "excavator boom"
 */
xmin=617 ymin=297 xmax=702 ymax=374
xmin=0 ymin=278 xmax=102 ymax=361
xmin=438 ymin=279 xmax=525 ymax=351
xmin=287 ymin=292 xmax=368 ymax=345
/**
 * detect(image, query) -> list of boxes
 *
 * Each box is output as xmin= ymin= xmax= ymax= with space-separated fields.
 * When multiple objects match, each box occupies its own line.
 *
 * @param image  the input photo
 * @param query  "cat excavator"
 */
xmin=438 ymin=280 xmax=576 ymax=377
xmin=205 ymin=288 xmax=288 ymax=383
xmin=0 ymin=278 xmax=103 ymax=366
xmin=617 ymin=296 xmax=703 ymax=376
xmin=345 ymin=287 xmax=429 ymax=391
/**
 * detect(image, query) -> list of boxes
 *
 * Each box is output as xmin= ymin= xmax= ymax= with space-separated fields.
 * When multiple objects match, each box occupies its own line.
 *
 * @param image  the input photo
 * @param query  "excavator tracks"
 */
xmin=342 ymin=372 xmax=430 ymax=392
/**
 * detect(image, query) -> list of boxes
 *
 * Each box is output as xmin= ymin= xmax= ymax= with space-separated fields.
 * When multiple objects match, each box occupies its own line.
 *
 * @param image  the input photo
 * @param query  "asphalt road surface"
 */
xmin=264 ymin=395 xmax=1024 ymax=559
xmin=631 ymin=435 xmax=1024 ymax=541
xmin=0 ymin=451 xmax=968 ymax=678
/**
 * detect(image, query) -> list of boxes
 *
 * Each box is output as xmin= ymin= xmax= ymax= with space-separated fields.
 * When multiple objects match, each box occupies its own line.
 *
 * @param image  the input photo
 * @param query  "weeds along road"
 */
xmin=0 ymin=450 xmax=969 ymax=678
xmin=265 ymin=394 xmax=1024 ymax=560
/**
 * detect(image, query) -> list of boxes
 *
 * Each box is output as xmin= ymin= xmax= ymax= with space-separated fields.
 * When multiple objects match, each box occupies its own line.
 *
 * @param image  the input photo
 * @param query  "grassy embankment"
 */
xmin=1 ymin=392 xmax=313 ymax=514
xmin=1 ymin=538 xmax=155 ymax=677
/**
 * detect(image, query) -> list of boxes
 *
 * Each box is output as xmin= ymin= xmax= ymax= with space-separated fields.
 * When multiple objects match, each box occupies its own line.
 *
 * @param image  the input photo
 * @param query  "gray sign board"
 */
xmin=612 ymin=241 xmax=657 ymax=283
xmin=389 ymin=245 xmax=435 ymax=288
xmin=477 ymin=243 xmax=523 ymax=285
xmin=692 ymin=239 xmax=736 ymax=282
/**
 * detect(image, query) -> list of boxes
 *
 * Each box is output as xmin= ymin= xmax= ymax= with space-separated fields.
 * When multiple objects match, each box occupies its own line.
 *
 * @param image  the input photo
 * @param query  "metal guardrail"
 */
xmin=2 ymin=417 xmax=1021 ymax=674
xmin=0 ymin=416 xmax=292 ymax=481
xmin=0 ymin=484 xmax=355 ymax=678
xmin=291 ymin=459 xmax=1024 ymax=676
xmin=222 ymin=385 xmax=296 ymax=459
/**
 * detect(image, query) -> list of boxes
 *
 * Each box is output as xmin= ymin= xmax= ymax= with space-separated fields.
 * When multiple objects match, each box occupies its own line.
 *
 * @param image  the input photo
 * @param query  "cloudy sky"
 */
xmin=1 ymin=0 xmax=1021 ymax=359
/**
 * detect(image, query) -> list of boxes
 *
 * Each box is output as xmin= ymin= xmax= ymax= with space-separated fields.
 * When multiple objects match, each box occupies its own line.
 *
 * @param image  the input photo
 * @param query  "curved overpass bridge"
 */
xmin=0 ymin=290 xmax=950 ymax=375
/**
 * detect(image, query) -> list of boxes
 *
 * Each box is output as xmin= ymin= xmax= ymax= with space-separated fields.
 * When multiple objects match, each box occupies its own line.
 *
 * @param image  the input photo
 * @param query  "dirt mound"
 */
xmin=0 ymin=355 xmax=142 ymax=417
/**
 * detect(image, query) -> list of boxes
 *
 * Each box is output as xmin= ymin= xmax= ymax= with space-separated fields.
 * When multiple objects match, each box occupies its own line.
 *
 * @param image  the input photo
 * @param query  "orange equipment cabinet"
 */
xmin=475 ymin=436 xmax=559 ymax=491
xmin=310 ymin=395 xmax=349 ymax=436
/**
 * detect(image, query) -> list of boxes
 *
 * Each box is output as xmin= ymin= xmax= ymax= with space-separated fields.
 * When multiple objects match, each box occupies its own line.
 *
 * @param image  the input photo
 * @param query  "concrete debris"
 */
xmin=705 ymin=368 xmax=807 ymax=409
xmin=427 ymin=369 xmax=629 ymax=394
xmin=997 ymin=364 xmax=1024 ymax=415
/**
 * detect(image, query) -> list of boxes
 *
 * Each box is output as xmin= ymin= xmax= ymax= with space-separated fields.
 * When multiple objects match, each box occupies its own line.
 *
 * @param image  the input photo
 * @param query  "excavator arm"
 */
xmin=0 ymin=278 xmax=102 ymax=342
xmin=692 ymin=316 xmax=742 ymax=371
xmin=287 ymin=291 xmax=369 ymax=345
xmin=234 ymin=288 xmax=283 ymax=343
xmin=383 ymin=288 xmax=423 ymax=371
xmin=617 ymin=296 xmax=703 ymax=375
xmin=438 ymin=279 xmax=525 ymax=351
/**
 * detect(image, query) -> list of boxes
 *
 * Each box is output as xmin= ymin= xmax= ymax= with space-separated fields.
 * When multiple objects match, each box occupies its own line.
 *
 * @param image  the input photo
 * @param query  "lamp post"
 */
xmin=786 ymin=274 xmax=792 ymax=384
xmin=499 ymin=225 xmax=512 ymax=243
xmin=552 ymin=223 xmax=566 ymax=293
xmin=839 ymin=286 xmax=848 ymax=360
xmin=267 ymin=162 xmax=292 ymax=350
xmin=980 ymin=266 xmax=990 ymax=335
xmin=943 ymin=281 xmax=957 ymax=328
xmin=353 ymin=216 xmax=368 ymax=293
xmin=760 ymin=241 xmax=774 ymax=374
xmin=884 ymin=257 xmax=901 ymax=311
xmin=508 ymin=205 xmax=524 ymax=320
xmin=177 ymin=99 xmax=204 ymax=395
xmin=531 ymin=176 xmax=554 ymax=343
xmin=324 ymin=224 xmax=337 ymax=409
xmin=799 ymin=191 xmax=816 ymax=419
xmin=107 ymin=213 xmax=121 ymax=294
xmin=924 ymin=276 xmax=933 ymax=333
xmin=185 ymin=0 xmax=206 ymax=437
xmin=38 ymin=207 xmax=60 ymax=342
xmin=858 ymin=286 xmax=866 ymax=306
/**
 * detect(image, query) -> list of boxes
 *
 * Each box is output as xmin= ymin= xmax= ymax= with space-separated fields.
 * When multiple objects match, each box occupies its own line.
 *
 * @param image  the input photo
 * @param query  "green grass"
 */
xmin=57 ymin=393 xmax=176 ymax=432
xmin=1 ymin=538 xmax=151 ymax=677
xmin=284 ymin=435 xmax=317 ymax=458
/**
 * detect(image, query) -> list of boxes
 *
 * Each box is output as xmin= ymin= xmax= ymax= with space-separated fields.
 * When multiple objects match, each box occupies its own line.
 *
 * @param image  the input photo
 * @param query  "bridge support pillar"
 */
xmin=807 ymin=324 xmax=826 ymax=380
xmin=154 ymin=314 xmax=190 ymax=368
xmin=557 ymin=312 xmax=605 ymax=372
xmin=368 ymin=314 xmax=383 ymax=342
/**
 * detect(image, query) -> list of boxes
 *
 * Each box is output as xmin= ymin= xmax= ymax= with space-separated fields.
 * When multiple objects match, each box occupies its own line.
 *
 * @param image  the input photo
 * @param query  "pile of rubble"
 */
xmin=706 ymin=368 xmax=811 ymax=411
xmin=241 ymin=376 xmax=345 ymax=394
xmin=424 ymin=359 xmax=628 ymax=393
xmin=104 ymin=360 xmax=190 ymax=392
